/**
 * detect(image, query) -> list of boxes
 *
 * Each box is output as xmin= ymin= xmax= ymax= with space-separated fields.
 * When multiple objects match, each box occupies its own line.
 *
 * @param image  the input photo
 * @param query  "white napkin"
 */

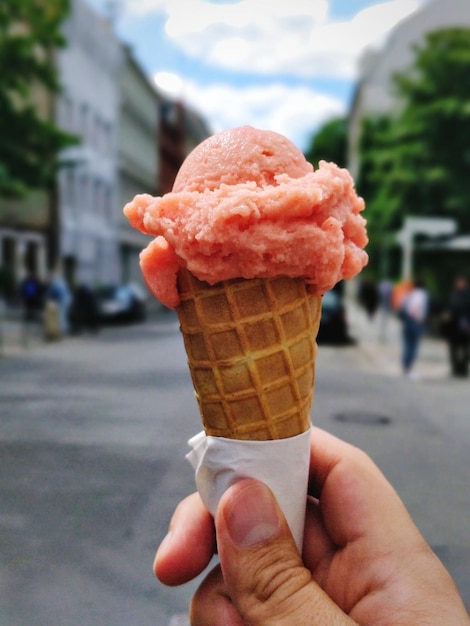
xmin=186 ymin=426 xmax=312 ymax=551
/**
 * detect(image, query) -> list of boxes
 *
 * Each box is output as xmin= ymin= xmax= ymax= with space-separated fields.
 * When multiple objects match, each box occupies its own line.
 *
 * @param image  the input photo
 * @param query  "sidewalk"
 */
xmin=0 ymin=308 xmax=46 ymax=356
xmin=0 ymin=297 xmax=454 ymax=380
xmin=346 ymin=300 xmax=450 ymax=380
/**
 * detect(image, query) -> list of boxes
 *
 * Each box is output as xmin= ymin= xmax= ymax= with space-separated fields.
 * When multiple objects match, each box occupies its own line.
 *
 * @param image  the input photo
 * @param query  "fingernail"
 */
xmin=224 ymin=481 xmax=280 ymax=547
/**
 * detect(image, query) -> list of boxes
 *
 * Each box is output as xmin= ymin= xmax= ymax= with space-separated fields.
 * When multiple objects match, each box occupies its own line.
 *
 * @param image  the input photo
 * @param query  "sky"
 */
xmin=85 ymin=0 xmax=428 ymax=152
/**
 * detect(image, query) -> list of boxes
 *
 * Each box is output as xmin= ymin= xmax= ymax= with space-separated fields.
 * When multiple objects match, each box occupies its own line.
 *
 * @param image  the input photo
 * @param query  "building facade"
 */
xmin=55 ymin=0 xmax=123 ymax=288
xmin=158 ymin=99 xmax=212 ymax=195
xmin=0 ymin=191 xmax=49 ymax=298
xmin=0 ymin=79 xmax=51 ymax=297
xmin=348 ymin=0 xmax=470 ymax=179
xmin=118 ymin=47 xmax=161 ymax=286
xmin=0 ymin=0 xmax=212 ymax=301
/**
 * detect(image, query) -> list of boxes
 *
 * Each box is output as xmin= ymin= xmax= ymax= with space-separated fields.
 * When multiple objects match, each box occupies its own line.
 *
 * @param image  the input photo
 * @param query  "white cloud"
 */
xmin=128 ymin=0 xmax=423 ymax=79
xmin=131 ymin=0 xmax=425 ymax=149
xmin=154 ymin=70 xmax=185 ymax=97
xmin=178 ymin=80 xmax=345 ymax=151
xmin=123 ymin=0 xmax=167 ymax=13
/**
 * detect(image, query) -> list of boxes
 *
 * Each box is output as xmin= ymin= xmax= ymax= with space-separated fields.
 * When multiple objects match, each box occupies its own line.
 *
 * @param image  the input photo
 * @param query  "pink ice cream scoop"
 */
xmin=124 ymin=125 xmax=368 ymax=308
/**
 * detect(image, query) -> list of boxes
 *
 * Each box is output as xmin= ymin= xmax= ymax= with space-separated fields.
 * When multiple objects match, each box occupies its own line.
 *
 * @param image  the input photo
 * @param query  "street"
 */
xmin=1 ymin=307 xmax=469 ymax=625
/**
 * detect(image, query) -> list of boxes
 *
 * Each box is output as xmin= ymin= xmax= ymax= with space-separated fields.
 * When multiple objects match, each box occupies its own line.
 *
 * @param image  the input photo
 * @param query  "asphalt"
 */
xmin=1 ymin=299 xmax=452 ymax=380
xmin=1 ymin=297 xmax=468 ymax=621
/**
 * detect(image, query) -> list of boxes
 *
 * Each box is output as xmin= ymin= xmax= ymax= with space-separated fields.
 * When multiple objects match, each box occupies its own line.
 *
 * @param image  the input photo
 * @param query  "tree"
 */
xmin=304 ymin=117 xmax=348 ymax=169
xmin=0 ymin=0 xmax=76 ymax=197
xmin=357 ymin=28 xmax=470 ymax=281
xmin=392 ymin=28 xmax=470 ymax=224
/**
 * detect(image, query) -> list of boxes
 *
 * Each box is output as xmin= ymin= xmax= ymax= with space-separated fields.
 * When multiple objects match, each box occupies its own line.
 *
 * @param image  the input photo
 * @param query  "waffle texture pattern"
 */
xmin=177 ymin=270 xmax=321 ymax=440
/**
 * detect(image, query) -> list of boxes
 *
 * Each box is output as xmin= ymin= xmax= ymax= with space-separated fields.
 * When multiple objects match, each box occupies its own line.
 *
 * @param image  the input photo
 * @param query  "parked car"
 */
xmin=317 ymin=289 xmax=351 ymax=345
xmin=69 ymin=283 xmax=100 ymax=334
xmin=95 ymin=283 xmax=147 ymax=323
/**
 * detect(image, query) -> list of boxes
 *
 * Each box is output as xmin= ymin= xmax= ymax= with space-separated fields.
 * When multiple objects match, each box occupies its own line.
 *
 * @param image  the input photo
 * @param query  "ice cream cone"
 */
xmin=177 ymin=268 xmax=322 ymax=441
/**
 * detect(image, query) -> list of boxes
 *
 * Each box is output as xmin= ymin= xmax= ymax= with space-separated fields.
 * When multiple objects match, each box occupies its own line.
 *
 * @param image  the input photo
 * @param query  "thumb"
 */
xmin=215 ymin=479 xmax=355 ymax=626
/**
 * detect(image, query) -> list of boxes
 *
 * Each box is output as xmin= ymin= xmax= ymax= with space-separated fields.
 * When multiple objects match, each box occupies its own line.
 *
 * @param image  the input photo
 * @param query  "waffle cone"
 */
xmin=177 ymin=268 xmax=322 ymax=441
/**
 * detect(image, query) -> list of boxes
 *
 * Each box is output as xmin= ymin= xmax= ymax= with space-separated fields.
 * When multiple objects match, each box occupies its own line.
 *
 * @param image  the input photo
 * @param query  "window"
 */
xmin=93 ymin=113 xmax=101 ymax=150
xmin=79 ymin=102 xmax=89 ymax=142
xmin=93 ymin=179 xmax=102 ymax=216
xmin=80 ymin=174 xmax=90 ymax=211
xmin=104 ymin=184 xmax=113 ymax=222
xmin=60 ymin=95 xmax=73 ymax=130
xmin=102 ymin=121 xmax=113 ymax=155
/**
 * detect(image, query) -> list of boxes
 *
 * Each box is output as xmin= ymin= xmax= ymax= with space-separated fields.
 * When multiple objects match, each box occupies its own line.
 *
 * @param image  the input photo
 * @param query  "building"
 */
xmin=0 ymin=188 xmax=49 ymax=299
xmin=159 ymin=99 xmax=186 ymax=196
xmin=183 ymin=106 xmax=213 ymax=162
xmin=50 ymin=0 xmax=212 ymax=292
xmin=118 ymin=46 xmax=161 ymax=286
xmin=0 ymin=0 xmax=212 ymax=301
xmin=348 ymin=0 xmax=470 ymax=180
xmin=55 ymin=0 xmax=123 ymax=288
xmin=0 ymin=44 xmax=53 ymax=296
xmin=158 ymin=99 xmax=212 ymax=195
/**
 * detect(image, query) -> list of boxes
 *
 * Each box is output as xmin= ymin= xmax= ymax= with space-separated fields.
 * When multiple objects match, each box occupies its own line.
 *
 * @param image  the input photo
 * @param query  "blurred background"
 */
xmin=1 ymin=1 xmax=469 ymax=625
xmin=1 ymin=0 xmax=469 ymax=305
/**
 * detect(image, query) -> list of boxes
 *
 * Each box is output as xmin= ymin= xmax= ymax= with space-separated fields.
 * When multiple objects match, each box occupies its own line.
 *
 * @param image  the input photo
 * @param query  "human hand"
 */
xmin=155 ymin=427 xmax=469 ymax=625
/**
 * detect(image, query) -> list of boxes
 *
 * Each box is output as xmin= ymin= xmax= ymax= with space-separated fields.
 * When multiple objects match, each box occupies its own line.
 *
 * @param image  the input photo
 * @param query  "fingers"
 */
xmin=154 ymin=426 xmax=420 ymax=591
xmin=302 ymin=496 xmax=336 ymax=580
xmin=308 ymin=426 xmax=363 ymax=496
xmin=210 ymin=479 xmax=355 ymax=626
xmin=154 ymin=492 xmax=216 ymax=586
xmin=190 ymin=565 xmax=245 ymax=626
xmin=155 ymin=428 xmax=470 ymax=625
xmin=308 ymin=427 xmax=420 ymax=550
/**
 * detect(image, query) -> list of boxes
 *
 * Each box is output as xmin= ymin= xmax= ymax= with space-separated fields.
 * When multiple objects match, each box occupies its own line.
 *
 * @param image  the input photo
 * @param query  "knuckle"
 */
xmin=240 ymin=550 xmax=312 ymax=621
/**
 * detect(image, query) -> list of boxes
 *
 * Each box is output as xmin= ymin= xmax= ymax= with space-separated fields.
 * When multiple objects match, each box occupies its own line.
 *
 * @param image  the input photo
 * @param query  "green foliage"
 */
xmin=0 ymin=0 xmax=77 ymax=198
xmin=304 ymin=117 xmax=348 ymax=168
xmin=357 ymin=27 xmax=470 ymax=280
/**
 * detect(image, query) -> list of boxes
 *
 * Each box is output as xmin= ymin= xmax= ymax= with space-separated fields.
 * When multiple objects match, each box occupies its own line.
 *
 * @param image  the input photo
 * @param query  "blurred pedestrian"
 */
xmin=391 ymin=278 xmax=413 ymax=312
xmin=19 ymin=272 xmax=43 ymax=322
xmin=440 ymin=275 xmax=470 ymax=377
xmin=398 ymin=279 xmax=429 ymax=379
xmin=45 ymin=268 xmax=72 ymax=338
xmin=378 ymin=278 xmax=393 ymax=342
xmin=358 ymin=278 xmax=380 ymax=320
